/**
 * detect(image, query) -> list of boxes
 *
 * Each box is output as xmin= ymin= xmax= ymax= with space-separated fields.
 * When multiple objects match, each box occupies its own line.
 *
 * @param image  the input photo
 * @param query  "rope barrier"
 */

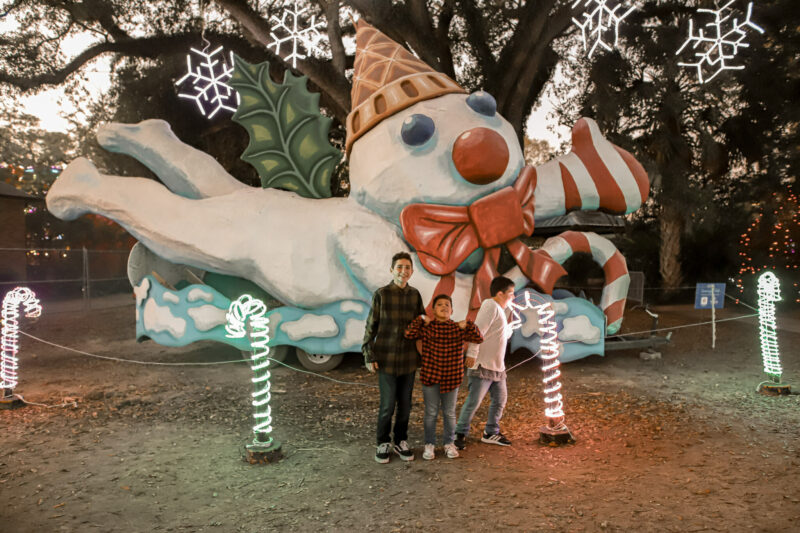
xmin=18 ymin=329 xmax=379 ymax=388
xmin=607 ymin=312 xmax=759 ymax=338
xmin=10 ymin=304 xmax=782 ymax=399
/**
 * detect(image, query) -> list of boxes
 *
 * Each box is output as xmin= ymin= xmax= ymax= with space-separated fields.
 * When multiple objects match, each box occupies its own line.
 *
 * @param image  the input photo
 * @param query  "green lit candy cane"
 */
xmin=226 ymin=294 xmax=276 ymax=450
xmin=757 ymin=272 xmax=782 ymax=381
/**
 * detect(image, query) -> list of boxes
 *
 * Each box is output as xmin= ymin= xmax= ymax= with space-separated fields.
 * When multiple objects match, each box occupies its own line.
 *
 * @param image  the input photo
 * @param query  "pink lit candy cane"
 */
xmin=1 ymin=287 xmax=42 ymax=398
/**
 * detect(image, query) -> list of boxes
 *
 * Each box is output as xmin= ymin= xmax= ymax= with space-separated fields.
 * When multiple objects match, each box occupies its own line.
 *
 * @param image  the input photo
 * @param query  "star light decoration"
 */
xmin=267 ymin=1 xmax=326 ymax=69
xmin=571 ymin=0 xmax=637 ymax=58
xmin=175 ymin=45 xmax=240 ymax=118
xmin=675 ymin=1 xmax=764 ymax=84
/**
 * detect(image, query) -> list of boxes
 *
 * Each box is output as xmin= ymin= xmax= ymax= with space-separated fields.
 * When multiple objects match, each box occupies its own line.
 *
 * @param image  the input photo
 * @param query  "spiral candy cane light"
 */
xmin=757 ymin=272 xmax=782 ymax=381
xmin=508 ymin=292 xmax=567 ymax=430
xmin=534 ymin=302 xmax=566 ymax=427
xmin=226 ymin=294 xmax=276 ymax=449
xmin=2 ymin=287 xmax=42 ymax=394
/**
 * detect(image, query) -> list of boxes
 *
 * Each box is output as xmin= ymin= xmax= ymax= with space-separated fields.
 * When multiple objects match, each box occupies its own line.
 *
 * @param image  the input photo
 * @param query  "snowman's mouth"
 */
xmin=451 ymin=127 xmax=510 ymax=185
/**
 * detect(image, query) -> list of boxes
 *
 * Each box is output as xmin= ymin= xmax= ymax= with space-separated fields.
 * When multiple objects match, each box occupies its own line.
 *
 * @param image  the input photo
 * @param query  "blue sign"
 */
xmin=695 ymin=283 xmax=725 ymax=309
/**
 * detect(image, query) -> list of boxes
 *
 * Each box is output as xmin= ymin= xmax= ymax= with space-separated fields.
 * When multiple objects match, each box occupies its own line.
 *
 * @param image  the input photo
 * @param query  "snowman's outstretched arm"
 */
xmin=46 ymin=158 xmax=247 ymax=272
xmin=533 ymin=117 xmax=650 ymax=219
xmin=97 ymin=119 xmax=246 ymax=199
xmin=46 ymin=158 xmax=401 ymax=308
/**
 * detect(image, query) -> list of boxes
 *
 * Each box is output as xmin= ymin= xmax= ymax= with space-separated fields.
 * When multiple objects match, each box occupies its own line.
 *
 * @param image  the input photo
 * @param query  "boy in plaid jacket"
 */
xmin=404 ymin=294 xmax=483 ymax=460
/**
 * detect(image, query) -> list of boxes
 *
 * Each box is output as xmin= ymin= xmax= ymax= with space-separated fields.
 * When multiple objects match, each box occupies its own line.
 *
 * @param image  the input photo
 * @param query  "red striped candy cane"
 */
xmin=537 ymin=231 xmax=629 ymax=335
xmin=532 ymin=117 xmax=649 ymax=219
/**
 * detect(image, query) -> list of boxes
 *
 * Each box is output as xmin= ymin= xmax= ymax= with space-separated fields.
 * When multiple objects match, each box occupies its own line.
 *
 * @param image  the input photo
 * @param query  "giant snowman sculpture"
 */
xmin=46 ymin=21 xmax=649 ymax=369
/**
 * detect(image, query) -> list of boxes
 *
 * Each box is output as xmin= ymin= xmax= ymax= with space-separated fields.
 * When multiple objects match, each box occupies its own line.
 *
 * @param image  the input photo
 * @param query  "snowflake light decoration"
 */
xmin=175 ymin=45 xmax=240 ymax=118
xmin=675 ymin=1 xmax=764 ymax=84
xmin=571 ymin=0 xmax=637 ymax=58
xmin=267 ymin=1 xmax=326 ymax=68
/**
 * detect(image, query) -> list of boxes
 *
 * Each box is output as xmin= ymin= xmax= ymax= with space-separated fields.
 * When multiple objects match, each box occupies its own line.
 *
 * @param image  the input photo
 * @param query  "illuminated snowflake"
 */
xmin=676 ymin=1 xmax=764 ymax=84
xmin=267 ymin=1 xmax=326 ymax=69
xmin=571 ymin=0 xmax=637 ymax=58
xmin=175 ymin=45 xmax=240 ymax=118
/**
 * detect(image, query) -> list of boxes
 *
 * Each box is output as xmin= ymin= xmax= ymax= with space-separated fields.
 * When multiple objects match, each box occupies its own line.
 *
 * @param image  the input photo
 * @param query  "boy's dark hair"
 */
xmin=391 ymin=251 xmax=413 ymax=268
xmin=432 ymin=294 xmax=452 ymax=307
xmin=489 ymin=276 xmax=514 ymax=297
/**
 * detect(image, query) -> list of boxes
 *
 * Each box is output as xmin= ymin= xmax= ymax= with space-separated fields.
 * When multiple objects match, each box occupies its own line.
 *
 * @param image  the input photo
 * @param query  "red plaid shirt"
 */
xmin=404 ymin=317 xmax=484 ymax=392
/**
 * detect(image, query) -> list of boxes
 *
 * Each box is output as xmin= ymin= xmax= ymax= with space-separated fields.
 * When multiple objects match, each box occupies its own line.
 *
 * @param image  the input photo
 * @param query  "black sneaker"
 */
xmin=375 ymin=442 xmax=392 ymax=464
xmin=454 ymin=433 xmax=467 ymax=450
xmin=393 ymin=440 xmax=414 ymax=461
xmin=481 ymin=432 xmax=511 ymax=446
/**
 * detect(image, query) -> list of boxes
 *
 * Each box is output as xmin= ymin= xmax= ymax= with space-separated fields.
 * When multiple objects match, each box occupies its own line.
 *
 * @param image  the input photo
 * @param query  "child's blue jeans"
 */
xmin=455 ymin=375 xmax=507 ymax=436
xmin=422 ymin=384 xmax=459 ymax=445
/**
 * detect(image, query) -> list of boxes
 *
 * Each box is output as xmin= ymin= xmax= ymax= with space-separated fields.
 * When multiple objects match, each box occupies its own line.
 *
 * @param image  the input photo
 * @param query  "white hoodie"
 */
xmin=466 ymin=298 xmax=512 ymax=372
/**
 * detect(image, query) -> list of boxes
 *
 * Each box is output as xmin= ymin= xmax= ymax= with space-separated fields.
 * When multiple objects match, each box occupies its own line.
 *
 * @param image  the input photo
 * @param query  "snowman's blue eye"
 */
xmin=400 ymin=114 xmax=435 ymax=146
xmin=466 ymin=91 xmax=497 ymax=117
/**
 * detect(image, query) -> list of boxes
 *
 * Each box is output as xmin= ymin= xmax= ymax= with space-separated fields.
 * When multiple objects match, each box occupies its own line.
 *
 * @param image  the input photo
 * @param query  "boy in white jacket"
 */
xmin=454 ymin=276 xmax=515 ymax=449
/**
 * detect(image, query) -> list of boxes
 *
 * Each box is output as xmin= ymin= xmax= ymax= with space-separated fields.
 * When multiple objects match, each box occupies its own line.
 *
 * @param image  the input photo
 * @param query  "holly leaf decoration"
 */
xmin=230 ymin=55 xmax=340 ymax=198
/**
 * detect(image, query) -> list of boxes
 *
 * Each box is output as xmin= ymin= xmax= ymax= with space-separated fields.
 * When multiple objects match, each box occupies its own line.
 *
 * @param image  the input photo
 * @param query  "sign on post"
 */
xmin=695 ymin=283 xmax=725 ymax=309
xmin=695 ymin=283 xmax=725 ymax=349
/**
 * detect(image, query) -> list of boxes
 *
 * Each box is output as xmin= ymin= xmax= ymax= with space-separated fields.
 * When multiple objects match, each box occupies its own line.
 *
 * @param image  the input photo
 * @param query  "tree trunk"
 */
xmin=659 ymin=204 xmax=683 ymax=292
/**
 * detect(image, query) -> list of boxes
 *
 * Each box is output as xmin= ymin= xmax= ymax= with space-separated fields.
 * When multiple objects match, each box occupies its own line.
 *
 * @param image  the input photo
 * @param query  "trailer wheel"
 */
xmin=295 ymin=349 xmax=344 ymax=371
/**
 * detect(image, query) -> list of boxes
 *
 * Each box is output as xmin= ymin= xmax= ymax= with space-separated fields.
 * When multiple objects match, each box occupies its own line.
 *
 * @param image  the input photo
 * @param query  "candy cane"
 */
xmin=536 ymin=230 xmax=629 ymax=334
xmin=509 ymin=292 xmax=569 ymax=433
xmin=757 ymin=272 xmax=782 ymax=381
xmin=225 ymin=294 xmax=276 ymax=450
xmin=2 ymin=287 xmax=42 ymax=395
xmin=532 ymin=117 xmax=650 ymax=219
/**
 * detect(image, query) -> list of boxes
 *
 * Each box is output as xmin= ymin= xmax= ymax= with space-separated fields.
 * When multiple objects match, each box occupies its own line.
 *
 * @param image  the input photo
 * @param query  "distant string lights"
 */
xmin=734 ymin=192 xmax=799 ymax=305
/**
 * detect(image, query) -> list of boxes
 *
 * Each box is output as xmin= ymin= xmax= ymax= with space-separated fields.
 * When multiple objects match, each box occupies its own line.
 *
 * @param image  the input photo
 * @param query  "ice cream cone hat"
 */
xmin=345 ymin=19 xmax=466 ymax=156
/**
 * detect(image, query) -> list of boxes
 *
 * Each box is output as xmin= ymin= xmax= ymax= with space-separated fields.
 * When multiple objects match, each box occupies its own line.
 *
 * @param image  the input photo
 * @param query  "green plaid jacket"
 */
xmin=362 ymin=282 xmax=426 ymax=375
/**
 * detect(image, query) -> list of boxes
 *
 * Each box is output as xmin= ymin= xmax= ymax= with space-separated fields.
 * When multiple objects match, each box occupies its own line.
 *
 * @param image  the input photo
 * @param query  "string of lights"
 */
xmin=734 ymin=191 xmax=799 ymax=305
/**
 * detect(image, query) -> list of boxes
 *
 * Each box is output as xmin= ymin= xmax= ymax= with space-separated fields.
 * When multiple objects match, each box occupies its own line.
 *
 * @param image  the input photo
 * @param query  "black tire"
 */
xmin=268 ymin=345 xmax=293 ymax=363
xmin=295 ymin=348 xmax=344 ymax=371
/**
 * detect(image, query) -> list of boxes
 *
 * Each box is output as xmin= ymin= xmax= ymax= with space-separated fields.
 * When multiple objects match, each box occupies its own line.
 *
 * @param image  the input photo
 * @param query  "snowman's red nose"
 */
xmin=451 ymin=127 xmax=510 ymax=185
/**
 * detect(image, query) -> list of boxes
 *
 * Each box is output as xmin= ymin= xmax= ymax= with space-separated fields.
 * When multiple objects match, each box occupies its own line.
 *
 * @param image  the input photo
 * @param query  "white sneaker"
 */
xmin=444 ymin=443 xmax=459 ymax=459
xmin=422 ymin=444 xmax=435 ymax=460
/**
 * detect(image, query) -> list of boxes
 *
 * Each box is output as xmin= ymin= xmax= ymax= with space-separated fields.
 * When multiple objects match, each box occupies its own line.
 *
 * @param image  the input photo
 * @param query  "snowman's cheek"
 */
xmin=451 ymin=127 xmax=510 ymax=185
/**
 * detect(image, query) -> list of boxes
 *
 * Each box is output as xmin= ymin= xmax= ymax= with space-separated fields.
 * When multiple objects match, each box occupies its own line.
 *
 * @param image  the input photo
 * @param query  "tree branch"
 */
xmin=458 ymin=0 xmax=495 ymax=80
xmin=0 ymin=32 xmax=246 ymax=90
xmin=215 ymin=0 xmax=351 ymax=123
xmin=314 ymin=0 xmax=348 ymax=74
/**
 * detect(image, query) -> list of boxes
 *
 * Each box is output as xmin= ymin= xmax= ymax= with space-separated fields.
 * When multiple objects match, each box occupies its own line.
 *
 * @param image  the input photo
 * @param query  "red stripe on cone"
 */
xmin=559 ymin=163 xmax=582 ymax=211
xmin=571 ymin=119 xmax=628 ymax=214
xmin=614 ymin=146 xmax=649 ymax=205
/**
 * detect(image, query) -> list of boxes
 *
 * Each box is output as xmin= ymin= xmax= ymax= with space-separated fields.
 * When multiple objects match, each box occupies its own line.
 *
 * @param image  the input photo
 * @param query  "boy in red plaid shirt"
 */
xmin=405 ymin=294 xmax=483 ymax=460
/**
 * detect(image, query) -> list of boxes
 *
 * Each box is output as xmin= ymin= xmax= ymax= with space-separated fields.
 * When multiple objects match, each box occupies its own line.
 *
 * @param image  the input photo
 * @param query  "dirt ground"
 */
xmin=2 ymin=302 xmax=799 ymax=532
